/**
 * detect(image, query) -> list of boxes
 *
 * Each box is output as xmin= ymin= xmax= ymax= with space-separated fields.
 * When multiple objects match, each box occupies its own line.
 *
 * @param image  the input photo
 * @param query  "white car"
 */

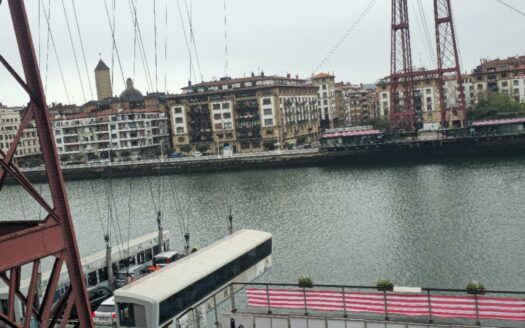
xmin=92 ymin=296 xmax=115 ymax=325
xmin=192 ymin=151 xmax=203 ymax=157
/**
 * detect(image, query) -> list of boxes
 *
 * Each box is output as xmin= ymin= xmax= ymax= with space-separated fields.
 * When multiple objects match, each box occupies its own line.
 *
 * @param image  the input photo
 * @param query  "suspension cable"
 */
xmin=223 ymin=0 xmax=229 ymax=77
xmin=70 ymin=0 xmax=95 ymax=100
xmin=415 ymin=0 xmax=436 ymax=66
xmin=42 ymin=0 xmax=51 ymax=93
xmin=128 ymin=0 xmax=154 ymax=91
xmin=184 ymin=0 xmax=204 ymax=81
xmin=312 ymin=0 xmax=377 ymax=73
xmin=132 ymin=0 xmax=138 ymax=81
xmin=154 ymin=0 xmax=159 ymax=92
xmin=39 ymin=0 xmax=71 ymax=103
xmin=60 ymin=0 xmax=87 ymax=103
xmin=177 ymin=0 xmax=196 ymax=83
xmin=110 ymin=0 xmax=116 ymax=92
xmin=164 ymin=0 xmax=168 ymax=92
xmin=496 ymin=0 xmax=525 ymax=17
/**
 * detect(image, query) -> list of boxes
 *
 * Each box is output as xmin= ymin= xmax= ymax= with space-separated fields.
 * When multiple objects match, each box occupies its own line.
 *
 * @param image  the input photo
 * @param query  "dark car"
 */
xmin=167 ymin=152 xmax=185 ymax=159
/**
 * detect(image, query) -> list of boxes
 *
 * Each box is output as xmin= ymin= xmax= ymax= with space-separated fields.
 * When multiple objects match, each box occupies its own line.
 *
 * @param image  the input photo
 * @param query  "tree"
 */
xmin=365 ymin=117 xmax=389 ymax=130
xmin=468 ymin=91 xmax=525 ymax=121
xmin=180 ymin=144 xmax=192 ymax=154
xmin=196 ymin=144 xmax=209 ymax=153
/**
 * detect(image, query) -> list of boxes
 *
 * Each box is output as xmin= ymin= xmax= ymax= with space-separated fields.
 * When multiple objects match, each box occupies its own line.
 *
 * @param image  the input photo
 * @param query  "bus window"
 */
xmin=0 ymin=299 xmax=7 ymax=315
xmin=88 ymin=271 xmax=98 ymax=287
xmin=118 ymin=303 xmax=136 ymax=327
xmin=137 ymin=251 xmax=145 ymax=264
xmin=98 ymin=267 xmax=108 ymax=282
xmin=153 ymin=245 xmax=160 ymax=255
xmin=145 ymin=248 xmax=153 ymax=261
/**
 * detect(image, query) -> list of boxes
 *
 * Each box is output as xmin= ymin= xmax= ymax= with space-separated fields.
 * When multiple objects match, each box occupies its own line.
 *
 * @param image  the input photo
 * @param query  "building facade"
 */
xmin=336 ymin=83 xmax=379 ymax=126
xmin=0 ymin=107 xmax=40 ymax=160
xmin=168 ymin=74 xmax=320 ymax=154
xmin=311 ymin=73 xmax=338 ymax=129
xmin=52 ymin=96 xmax=169 ymax=162
xmin=377 ymin=71 xmax=442 ymax=128
xmin=463 ymin=56 xmax=525 ymax=107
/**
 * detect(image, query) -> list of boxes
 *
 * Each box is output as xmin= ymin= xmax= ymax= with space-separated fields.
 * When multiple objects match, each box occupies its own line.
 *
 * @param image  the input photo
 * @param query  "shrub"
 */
xmin=298 ymin=276 xmax=313 ymax=287
xmin=466 ymin=281 xmax=485 ymax=292
xmin=376 ymin=279 xmax=394 ymax=290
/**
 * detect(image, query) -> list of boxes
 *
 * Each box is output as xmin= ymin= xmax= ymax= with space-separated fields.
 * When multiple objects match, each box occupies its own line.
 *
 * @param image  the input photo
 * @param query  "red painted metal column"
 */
xmin=433 ymin=0 xmax=467 ymax=128
xmin=0 ymin=0 xmax=93 ymax=327
xmin=390 ymin=0 xmax=416 ymax=132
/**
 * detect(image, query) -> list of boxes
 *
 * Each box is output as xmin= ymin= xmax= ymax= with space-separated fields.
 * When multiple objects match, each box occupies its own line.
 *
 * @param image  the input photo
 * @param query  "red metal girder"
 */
xmin=0 ymin=221 xmax=64 ymax=270
xmin=0 ymin=312 xmax=19 ymax=328
xmin=0 ymin=273 xmax=39 ymax=319
xmin=1 ymin=0 xmax=93 ymax=326
xmin=7 ymin=267 xmax=20 ymax=321
xmin=23 ymin=260 xmax=40 ymax=328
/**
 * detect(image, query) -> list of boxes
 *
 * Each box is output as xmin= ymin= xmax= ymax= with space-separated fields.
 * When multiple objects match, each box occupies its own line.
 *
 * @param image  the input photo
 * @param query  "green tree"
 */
xmin=469 ymin=91 xmax=525 ymax=120
xmin=180 ymin=144 xmax=192 ymax=154
xmin=196 ymin=144 xmax=209 ymax=153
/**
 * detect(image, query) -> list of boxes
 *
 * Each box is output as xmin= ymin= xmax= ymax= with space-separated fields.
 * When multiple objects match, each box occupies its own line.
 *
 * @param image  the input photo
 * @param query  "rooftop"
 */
xmin=312 ymin=72 xmax=335 ymax=80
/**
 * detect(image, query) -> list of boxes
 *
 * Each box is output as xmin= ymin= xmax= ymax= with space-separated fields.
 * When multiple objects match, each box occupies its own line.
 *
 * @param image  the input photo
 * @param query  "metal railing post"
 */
xmin=474 ymin=293 xmax=481 ymax=326
xmin=427 ymin=290 xmax=433 ymax=323
xmin=383 ymin=290 xmax=389 ymax=321
xmin=213 ymin=293 xmax=219 ymax=327
xmin=266 ymin=284 xmax=272 ymax=314
xmin=230 ymin=284 xmax=237 ymax=313
xmin=341 ymin=287 xmax=347 ymax=318
xmin=303 ymin=287 xmax=308 ymax=316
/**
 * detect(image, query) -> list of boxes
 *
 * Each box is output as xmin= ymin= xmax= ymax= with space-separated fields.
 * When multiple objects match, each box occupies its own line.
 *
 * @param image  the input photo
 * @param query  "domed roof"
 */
xmin=120 ymin=78 xmax=143 ymax=100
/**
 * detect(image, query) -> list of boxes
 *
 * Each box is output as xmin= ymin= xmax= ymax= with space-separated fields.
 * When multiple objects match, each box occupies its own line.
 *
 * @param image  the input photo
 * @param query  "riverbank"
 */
xmin=18 ymin=134 xmax=525 ymax=182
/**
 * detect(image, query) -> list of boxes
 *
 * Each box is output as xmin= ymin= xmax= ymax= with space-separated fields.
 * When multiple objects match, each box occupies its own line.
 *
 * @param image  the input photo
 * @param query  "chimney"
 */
xmin=287 ymin=73 xmax=291 ymax=79
xmin=261 ymin=71 xmax=265 ymax=77
xmin=251 ymin=72 xmax=255 ymax=77
xmin=296 ymin=75 xmax=299 ymax=80
xmin=188 ymin=80 xmax=192 ymax=86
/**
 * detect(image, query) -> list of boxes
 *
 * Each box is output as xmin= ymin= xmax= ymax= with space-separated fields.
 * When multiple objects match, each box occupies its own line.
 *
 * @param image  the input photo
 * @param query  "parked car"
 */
xmin=66 ymin=286 xmax=112 ymax=320
xmin=92 ymin=296 xmax=116 ymax=325
xmin=153 ymin=251 xmax=182 ymax=267
xmin=114 ymin=263 xmax=150 ymax=288
xmin=167 ymin=152 xmax=185 ymax=159
xmin=192 ymin=151 xmax=203 ymax=157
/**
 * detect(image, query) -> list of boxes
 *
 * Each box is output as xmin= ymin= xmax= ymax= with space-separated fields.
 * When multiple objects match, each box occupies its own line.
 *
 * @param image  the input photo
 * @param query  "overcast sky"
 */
xmin=0 ymin=0 xmax=524 ymax=106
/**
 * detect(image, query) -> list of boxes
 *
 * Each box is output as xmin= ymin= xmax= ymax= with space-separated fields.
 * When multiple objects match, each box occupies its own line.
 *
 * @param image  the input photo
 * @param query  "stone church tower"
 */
xmin=95 ymin=59 xmax=112 ymax=100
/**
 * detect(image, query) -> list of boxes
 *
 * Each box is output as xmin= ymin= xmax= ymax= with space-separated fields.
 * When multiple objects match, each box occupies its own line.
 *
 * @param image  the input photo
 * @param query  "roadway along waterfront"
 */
xmin=3 ymin=155 xmax=525 ymax=291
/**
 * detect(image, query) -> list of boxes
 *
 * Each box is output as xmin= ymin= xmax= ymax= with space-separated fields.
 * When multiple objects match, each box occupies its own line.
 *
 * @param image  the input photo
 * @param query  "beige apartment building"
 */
xmin=463 ymin=56 xmax=525 ymax=107
xmin=167 ymin=74 xmax=320 ymax=154
xmin=0 ymin=107 xmax=40 ymax=160
xmin=311 ymin=73 xmax=338 ymax=128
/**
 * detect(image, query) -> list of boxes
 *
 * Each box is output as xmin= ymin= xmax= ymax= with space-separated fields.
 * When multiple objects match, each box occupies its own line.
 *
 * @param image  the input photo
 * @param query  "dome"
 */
xmin=120 ymin=78 xmax=143 ymax=100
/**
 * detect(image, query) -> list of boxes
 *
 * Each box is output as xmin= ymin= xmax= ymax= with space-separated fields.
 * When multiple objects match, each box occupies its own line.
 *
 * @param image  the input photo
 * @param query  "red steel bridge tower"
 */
xmin=0 ymin=1 xmax=93 ymax=327
xmin=390 ymin=0 xmax=467 ymax=132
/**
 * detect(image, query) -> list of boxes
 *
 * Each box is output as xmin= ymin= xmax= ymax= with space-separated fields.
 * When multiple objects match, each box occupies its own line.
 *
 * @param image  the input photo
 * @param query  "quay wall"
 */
xmin=19 ymin=135 xmax=525 ymax=183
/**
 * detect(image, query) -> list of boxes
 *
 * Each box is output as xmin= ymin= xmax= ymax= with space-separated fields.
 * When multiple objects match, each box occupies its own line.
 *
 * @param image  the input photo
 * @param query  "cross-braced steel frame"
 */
xmin=0 ymin=1 xmax=93 ymax=327
xmin=390 ymin=0 xmax=467 ymax=132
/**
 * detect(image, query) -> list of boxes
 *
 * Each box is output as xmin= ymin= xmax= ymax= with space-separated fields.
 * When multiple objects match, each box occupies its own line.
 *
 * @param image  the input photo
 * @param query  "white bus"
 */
xmin=113 ymin=229 xmax=273 ymax=328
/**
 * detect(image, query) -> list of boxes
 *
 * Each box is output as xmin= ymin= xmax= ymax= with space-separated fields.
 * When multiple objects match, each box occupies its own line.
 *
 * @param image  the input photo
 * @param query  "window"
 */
xmin=87 ymin=271 xmax=98 ymax=287
xmin=224 ymin=122 xmax=233 ymax=130
xmin=264 ymin=119 xmax=274 ymax=126
xmin=175 ymin=118 xmax=183 ymax=124
xmin=176 ymin=127 xmax=184 ymax=134
xmin=426 ymin=89 xmax=431 ymax=95
xmin=118 ymin=303 xmax=136 ymax=327
xmin=215 ymin=123 xmax=223 ymax=130
xmin=513 ymin=80 xmax=519 ymax=86
xmin=175 ymin=107 xmax=183 ymax=114
xmin=262 ymin=98 xmax=272 ymax=105
xmin=323 ymin=99 xmax=328 ymax=105
xmin=222 ymin=103 xmax=230 ymax=109
xmin=213 ymin=104 xmax=221 ymax=110
xmin=502 ymin=81 xmax=509 ymax=87
xmin=322 ymin=84 xmax=327 ymax=90
xmin=263 ymin=108 xmax=272 ymax=116
xmin=214 ymin=114 xmax=222 ymax=120
xmin=223 ymin=113 xmax=231 ymax=119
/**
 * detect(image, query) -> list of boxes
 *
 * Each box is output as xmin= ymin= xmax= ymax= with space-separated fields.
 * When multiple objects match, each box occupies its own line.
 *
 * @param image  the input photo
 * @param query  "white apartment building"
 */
xmin=52 ymin=101 xmax=169 ymax=161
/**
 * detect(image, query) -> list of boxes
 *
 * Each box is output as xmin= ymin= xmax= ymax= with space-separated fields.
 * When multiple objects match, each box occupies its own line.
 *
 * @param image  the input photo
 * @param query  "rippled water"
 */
xmin=2 ymin=156 xmax=525 ymax=290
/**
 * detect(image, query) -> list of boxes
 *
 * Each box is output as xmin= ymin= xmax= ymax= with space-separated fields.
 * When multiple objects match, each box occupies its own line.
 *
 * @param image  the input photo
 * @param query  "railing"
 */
xmin=218 ymin=282 xmax=525 ymax=328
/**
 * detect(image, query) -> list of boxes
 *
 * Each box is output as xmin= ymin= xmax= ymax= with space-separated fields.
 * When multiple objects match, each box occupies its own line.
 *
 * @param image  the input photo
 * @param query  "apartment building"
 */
xmin=168 ymin=74 xmax=320 ymax=153
xmin=0 ymin=107 xmax=40 ymax=159
xmin=376 ymin=71 xmax=442 ymax=127
xmin=52 ymin=95 xmax=169 ymax=161
xmin=336 ymin=83 xmax=379 ymax=126
xmin=463 ymin=56 xmax=525 ymax=107
xmin=311 ymin=73 xmax=338 ymax=129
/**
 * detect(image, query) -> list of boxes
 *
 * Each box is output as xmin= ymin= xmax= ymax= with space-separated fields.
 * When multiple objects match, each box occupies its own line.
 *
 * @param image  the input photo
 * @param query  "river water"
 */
xmin=2 ymin=156 xmax=525 ymax=291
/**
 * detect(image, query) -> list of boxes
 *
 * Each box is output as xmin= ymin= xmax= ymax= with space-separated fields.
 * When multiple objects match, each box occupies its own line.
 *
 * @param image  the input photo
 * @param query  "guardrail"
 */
xmin=187 ymin=282 xmax=525 ymax=328
xmin=20 ymin=149 xmax=320 ymax=173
